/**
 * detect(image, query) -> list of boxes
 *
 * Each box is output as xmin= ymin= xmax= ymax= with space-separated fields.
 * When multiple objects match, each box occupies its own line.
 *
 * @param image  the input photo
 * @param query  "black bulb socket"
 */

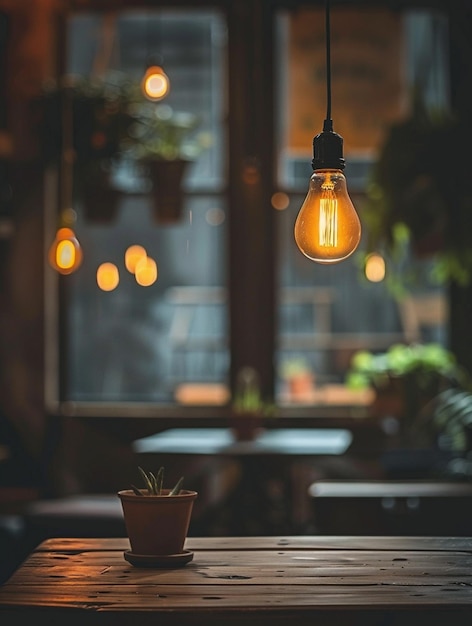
xmin=312 ymin=119 xmax=345 ymax=171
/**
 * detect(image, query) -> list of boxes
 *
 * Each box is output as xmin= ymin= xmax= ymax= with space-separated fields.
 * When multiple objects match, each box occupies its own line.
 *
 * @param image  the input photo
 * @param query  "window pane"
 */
xmin=61 ymin=10 xmax=228 ymax=405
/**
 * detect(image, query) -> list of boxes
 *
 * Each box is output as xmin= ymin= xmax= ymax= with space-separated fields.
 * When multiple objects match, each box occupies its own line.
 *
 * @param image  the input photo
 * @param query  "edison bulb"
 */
xmin=141 ymin=66 xmax=170 ymax=101
xmin=294 ymin=169 xmax=361 ymax=264
xmin=48 ymin=227 xmax=83 ymax=275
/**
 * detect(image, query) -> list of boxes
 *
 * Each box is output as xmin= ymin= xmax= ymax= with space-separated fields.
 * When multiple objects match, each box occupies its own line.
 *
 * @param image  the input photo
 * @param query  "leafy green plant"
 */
xmin=346 ymin=343 xmax=469 ymax=392
xmin=429 ymin=388 xmax=472 ymax=454
xmin=123 ymin=102 xmax=212 ymax=162
xmin=39 ymin=74 xmax=135 ymax=165
xmin=409 ymin=387 xmax=472 ymax=478
xmin=280 ymin=357 xmax=312 ymax=380
xmin=359 ymin=92 xmax=472 ymax=289
xmin=131 ymin=466 xmax=184 ymax=496
xmin=231 ymin=366 xmax=275 ymax=416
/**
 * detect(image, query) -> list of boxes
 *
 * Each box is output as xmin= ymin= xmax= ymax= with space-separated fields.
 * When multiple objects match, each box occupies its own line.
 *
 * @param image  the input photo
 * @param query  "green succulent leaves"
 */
xmin=132 ymin=466 xmax=184 ymax=496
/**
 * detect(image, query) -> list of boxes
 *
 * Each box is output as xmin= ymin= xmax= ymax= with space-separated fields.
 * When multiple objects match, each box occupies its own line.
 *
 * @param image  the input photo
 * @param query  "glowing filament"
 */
xmin=319 ymin=197 xmax=338 ymax=247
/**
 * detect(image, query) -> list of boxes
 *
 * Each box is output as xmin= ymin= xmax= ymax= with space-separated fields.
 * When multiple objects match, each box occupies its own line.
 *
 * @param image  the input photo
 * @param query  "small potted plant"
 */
xmin=230 ymin=366 xmax=275 ymax=441
xmin=280 ymin=357 xmax=314 ymax=400
xmin=123 ymin=101 xmax=211 ymax=223
xmin=117 ymin=466 xmax=197 ymax=567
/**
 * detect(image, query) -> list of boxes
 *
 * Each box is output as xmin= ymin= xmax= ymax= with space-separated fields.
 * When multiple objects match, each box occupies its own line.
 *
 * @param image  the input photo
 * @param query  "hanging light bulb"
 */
xmin=141 ymin=64 xmax=170 ymax=101
xmin=141 ymin=14 xmax=170 ymax=102
xmin=48 ymin=85 xmax=83 ymax=274
xmin=294 ymin=0 xmax=361 ymax=264
xmin=48 ymin=226 xmax=83 ymax=275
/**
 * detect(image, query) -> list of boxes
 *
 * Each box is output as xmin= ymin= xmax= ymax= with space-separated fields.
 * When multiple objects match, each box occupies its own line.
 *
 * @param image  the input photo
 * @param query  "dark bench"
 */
xmin=308 ymin=479 xmax=472 ymax=535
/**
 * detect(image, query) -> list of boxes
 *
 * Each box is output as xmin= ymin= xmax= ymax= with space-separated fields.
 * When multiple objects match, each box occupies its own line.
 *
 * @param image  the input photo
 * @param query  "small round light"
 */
xmin=48 ymin=227 xmax=83 ymax=275
xmin=97 ymin=262 xmax=120 ymax=291
xmin=125 ymin=245 xmax=147 ymax=274
xmin=205 ymin=207 xmax=226 ymax=226
xmin=271 ymin=192 xmax=290 ymax=211
xmin=365 ymin=252 xmax=386 ymax=282
xmin=141 ymin=66 xmax=170 ymax=101
xmin=135 ymin=256 xmax=158 ymax=286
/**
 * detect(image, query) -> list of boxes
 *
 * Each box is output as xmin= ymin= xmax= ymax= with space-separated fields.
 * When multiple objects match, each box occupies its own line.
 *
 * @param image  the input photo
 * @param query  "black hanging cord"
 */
xmin=146 ymin=11 xmax=163 ymax=68
xmin=312 ymin=0 xmax=345 ymax=170
xmin=61 ymin=85 xmax=74 ymax=219
xmin=325 ymin=0 xmax=332 ymax=125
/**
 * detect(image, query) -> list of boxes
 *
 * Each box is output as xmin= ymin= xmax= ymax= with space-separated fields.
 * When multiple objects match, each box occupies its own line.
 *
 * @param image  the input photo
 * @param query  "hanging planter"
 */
xmin=122 ymin=102 xmax=212 ymax=224
xmin=361 ymin=93 xmax=472 ymax=288
xmin=38 ymin=76 xmax=134 ymax=212
xmin=144 ymin=158 xmax=190 ymax=224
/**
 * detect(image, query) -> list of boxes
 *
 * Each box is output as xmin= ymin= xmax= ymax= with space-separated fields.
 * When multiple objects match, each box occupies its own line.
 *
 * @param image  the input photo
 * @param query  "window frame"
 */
xmin=45 ymin=0 xmax=454 ymax=422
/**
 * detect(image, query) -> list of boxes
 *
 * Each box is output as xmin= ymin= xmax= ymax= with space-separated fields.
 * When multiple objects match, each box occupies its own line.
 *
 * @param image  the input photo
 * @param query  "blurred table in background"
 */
xmin=133 ymin=428 xmax=353 ymax=534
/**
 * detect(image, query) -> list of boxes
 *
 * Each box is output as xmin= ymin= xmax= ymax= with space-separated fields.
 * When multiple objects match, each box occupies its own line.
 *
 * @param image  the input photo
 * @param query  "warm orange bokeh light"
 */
xmin=125 ymin=245 xmax=147 ymax=274
xmin=135 ymin=256 xmax=158 ymax=286
xmin=48 ymin=227 xmax=83 ymax=275
xmin=271 ymin=191 xmax=290 ymax=211
xmin=141 ymin=66 xmax=170 ymax=101
xmin=96 ymin=262 xmax=120 ymax=291
xmin=365 ymin=252 xmax=386 ymax=282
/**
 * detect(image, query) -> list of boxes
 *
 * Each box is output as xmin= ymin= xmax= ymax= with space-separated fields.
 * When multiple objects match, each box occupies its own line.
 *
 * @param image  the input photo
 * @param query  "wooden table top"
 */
xmin=1 ymin=536 xmax=471 ymax=625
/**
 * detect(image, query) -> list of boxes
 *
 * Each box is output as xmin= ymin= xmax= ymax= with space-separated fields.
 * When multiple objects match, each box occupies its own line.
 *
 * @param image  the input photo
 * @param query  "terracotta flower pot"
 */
xmin=78 ymin=164 xmax=120 ymax=223
xmin=229 ymin=412 xmax=264 ymax=441
xmin=117 ymin=489 xmax=197 ymax=556
xmin=144 ymin=158 xmax=190 ymax=224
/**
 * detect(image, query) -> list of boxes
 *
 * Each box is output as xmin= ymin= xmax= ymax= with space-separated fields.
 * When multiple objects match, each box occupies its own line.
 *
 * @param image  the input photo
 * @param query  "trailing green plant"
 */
xmin=131 ymin=466 xmax=184 ymax=496
xmin=38 ymin=75 xmax=211 ymax=167
xmin=39 ymin=73 xmax=135 ymax=166
xmin=358 ymin=92 xmax=472 ymax=290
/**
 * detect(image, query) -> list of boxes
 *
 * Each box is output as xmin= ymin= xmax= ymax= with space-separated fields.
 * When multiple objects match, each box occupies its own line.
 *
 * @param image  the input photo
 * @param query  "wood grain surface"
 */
xmin=1 ymin=536 xmax=471 ymax=625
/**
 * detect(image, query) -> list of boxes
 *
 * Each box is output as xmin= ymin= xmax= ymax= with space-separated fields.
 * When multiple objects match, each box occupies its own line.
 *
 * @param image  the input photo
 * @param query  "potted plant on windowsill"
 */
xmin=117 ymin=466 xmax=197 ymax=568
xmin=230 ymin=366 xmax=275 ymax=441
xmin=123 ymin=102 xmax=211 ymax=224
xmin=280 ymin=357 xmax=315 ymax=401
